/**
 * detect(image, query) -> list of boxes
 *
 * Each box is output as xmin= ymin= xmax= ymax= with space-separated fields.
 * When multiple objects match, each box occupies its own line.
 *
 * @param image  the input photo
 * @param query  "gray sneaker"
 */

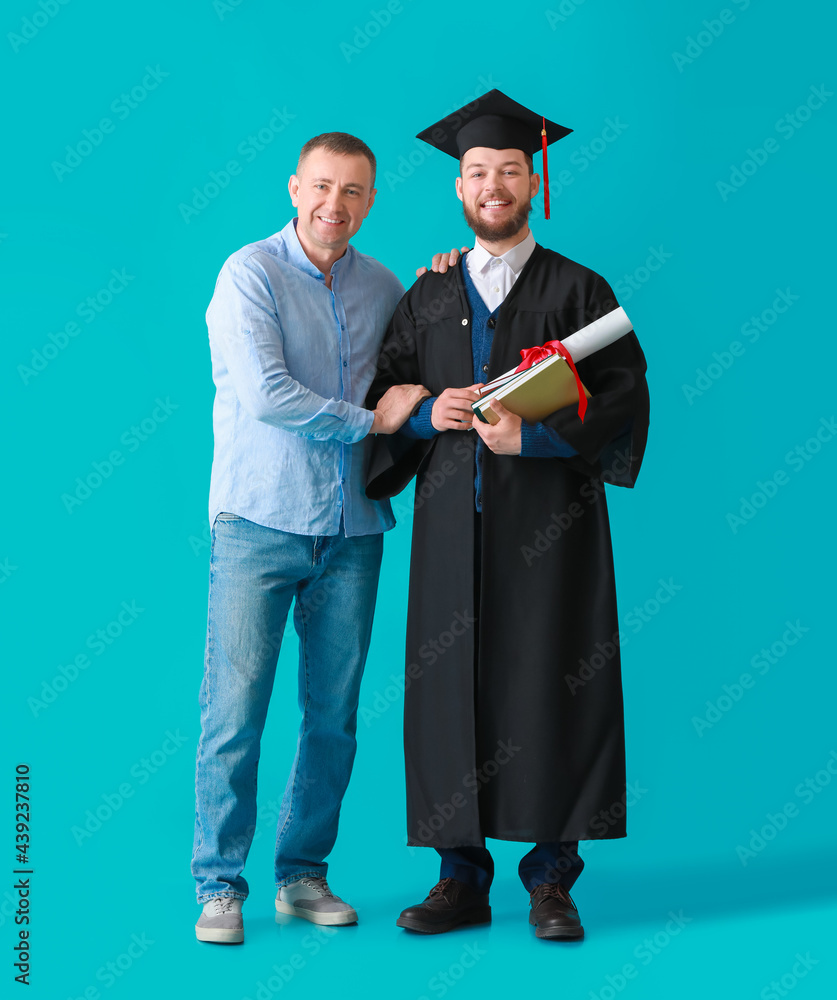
xmin=275 ymin=877 xmax=357 ymax=925
xmin=195 ymin=896 xmax=244 ymax=944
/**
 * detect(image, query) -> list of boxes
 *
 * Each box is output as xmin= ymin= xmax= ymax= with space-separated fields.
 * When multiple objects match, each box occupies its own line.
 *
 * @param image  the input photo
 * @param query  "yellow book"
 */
xmin=472 ymin=353 xmax=590 ymax=425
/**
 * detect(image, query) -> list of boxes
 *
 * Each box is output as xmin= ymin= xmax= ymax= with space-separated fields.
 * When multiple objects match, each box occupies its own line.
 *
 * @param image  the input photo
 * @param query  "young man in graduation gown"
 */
xmin=366 ymin=90 xmax=650 ymax=940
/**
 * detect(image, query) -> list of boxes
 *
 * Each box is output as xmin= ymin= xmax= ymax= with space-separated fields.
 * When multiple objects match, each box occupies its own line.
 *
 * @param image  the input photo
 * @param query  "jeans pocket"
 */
xmin=215 ymin=512 xmax=243 ymax=522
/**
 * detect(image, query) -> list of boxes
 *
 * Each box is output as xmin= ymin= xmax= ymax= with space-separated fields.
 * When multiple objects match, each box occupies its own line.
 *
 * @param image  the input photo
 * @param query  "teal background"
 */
xmin=3 ymin=0 xmax=836 ymax=996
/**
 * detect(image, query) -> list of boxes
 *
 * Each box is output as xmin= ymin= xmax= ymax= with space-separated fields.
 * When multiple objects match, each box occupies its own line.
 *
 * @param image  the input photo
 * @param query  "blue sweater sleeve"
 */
xmin=519 ymin=420 xmax=579 ymax=457
xmin=400 ymin=397 xmax=440 ymax=440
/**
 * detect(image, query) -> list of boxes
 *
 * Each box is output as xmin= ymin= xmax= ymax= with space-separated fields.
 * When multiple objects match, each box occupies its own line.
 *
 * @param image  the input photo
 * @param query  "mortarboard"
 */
xmin=416 ymin=89 xmax=573 ymax=219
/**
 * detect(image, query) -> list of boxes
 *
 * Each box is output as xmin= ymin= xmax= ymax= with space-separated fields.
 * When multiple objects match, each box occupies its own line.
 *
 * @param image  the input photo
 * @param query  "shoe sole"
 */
xmin=396 ymin=907 xmax=492 ymax=934
xmin=195 ymin=926 xmax=244 ymax=944
xmin=274 ymin=899 xmax=357 ymax=925
xmin=529 ymin=911 xmax=584 ymax=940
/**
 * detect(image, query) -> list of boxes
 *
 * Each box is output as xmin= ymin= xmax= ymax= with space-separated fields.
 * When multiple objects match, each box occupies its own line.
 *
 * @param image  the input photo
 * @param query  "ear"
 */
xmin=530 ymin=172 xmax=541 ymax=199
xmin=363 ymin=187 xmax=377 ymax=217
xmin=455 ymin=175 xmax=463 ymax=202
xmin=288 ymin=174 xmax=300 ymax=208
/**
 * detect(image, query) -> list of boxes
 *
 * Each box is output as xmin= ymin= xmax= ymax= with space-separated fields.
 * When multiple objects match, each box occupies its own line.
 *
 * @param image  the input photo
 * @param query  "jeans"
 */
xmin=438 ymin=841 xmax=584 ymax=894
xmin=191 ymin=513 xmax=383 ymax=902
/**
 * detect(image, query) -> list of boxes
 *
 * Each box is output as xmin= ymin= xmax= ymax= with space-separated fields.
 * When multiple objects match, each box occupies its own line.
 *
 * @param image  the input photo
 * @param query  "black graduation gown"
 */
xmin=366 ymin=244 xmax=649 ymax=848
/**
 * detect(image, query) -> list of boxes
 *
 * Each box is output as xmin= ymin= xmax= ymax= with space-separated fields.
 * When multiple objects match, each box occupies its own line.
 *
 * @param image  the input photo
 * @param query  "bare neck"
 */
xmin=295 ymin=229 xmax=347 ymax=287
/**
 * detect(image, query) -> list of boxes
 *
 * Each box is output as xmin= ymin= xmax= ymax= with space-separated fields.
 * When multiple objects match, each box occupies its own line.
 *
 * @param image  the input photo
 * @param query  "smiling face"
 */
xmin=456 ymin=147 xmax=540 ymax=244
xmin=289 ymin=150 xmax=376 ymax=258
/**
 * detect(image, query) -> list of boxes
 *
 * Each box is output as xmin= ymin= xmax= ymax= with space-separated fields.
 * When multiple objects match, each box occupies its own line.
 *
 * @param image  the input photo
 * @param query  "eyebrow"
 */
xmin=311 ymin=176 xmax=366 ymax=188
xmin=465 ymin=160 xmax=524 ymax=168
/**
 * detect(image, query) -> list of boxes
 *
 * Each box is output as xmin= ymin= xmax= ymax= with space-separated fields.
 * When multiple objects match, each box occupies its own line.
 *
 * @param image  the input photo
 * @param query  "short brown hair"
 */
xmin=297 ymin=132 xmax=377 ymax=186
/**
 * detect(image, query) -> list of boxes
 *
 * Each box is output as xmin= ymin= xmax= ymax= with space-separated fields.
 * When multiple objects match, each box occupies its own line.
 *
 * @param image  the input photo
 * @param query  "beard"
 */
xmin=463 ymin=195 xmax=532 ymax=242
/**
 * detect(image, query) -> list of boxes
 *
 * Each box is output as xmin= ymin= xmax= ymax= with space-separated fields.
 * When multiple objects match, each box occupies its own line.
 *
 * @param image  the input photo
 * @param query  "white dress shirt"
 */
xmin=464 ymin=229 xmax=536 ymax=312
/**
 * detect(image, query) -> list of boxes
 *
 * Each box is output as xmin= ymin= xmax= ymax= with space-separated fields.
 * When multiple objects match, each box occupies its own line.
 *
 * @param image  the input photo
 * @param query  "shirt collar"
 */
xmin=470 ymin=229 xmax=536 ymax=276
xmin=280 ymin=218 xmax=353 ymax=280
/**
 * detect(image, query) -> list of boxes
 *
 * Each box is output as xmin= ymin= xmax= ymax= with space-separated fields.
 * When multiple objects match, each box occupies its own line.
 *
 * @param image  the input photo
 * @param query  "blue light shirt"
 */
xmin=207 ymin=219 xmax=404 ymax=536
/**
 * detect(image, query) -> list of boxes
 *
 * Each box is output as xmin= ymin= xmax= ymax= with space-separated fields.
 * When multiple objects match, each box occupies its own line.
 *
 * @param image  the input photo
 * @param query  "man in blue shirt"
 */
xmin=192 ymin=132 xmax=429 ymax=944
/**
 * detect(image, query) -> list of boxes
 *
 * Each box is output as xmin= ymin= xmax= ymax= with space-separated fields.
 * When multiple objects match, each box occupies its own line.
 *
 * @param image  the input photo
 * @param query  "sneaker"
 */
xmin=275 ymin=876 xmax=357 ymax=926
xmin=195 ymin=896 xmax=244 ymax=944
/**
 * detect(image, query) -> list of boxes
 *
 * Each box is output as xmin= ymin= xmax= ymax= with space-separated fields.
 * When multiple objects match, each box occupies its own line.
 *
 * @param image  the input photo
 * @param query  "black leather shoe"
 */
xmin=396 ymin=878 xmax=491 ymax=934
xmin=529 ymin=882 xmax=584 ymax=940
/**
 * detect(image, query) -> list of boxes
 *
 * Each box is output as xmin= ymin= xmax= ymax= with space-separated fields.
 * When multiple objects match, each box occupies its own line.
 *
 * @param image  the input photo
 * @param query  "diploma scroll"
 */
xmin=560 ymin=306 xmax=633 ymax=363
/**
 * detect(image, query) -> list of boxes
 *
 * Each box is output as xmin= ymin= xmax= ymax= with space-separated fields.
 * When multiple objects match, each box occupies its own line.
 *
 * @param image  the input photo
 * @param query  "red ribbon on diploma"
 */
xmin=514 ymin=339 xmax=587 ymax=422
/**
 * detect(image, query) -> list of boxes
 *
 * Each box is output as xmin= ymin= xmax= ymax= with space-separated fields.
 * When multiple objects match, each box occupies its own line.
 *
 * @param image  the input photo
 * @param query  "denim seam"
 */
xmin=191 ymin=527 xmax=217 ymax=875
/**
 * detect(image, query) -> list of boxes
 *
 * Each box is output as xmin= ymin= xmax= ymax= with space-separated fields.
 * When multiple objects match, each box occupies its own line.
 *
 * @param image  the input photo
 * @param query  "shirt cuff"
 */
xmin=351 ymin=406 xmax=376 ymax=442
xmin=400 ymin=397 xmax=439 ymax=439
xmin=519 ymin=420 xmax=578 ymax=458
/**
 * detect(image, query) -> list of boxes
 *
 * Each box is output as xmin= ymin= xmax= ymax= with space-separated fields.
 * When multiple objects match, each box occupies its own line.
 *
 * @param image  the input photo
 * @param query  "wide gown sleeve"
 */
xmin=541 ymin=277 xmax=649 ymax=487
xmin=365 ymin=295 xmax=438 ymax=499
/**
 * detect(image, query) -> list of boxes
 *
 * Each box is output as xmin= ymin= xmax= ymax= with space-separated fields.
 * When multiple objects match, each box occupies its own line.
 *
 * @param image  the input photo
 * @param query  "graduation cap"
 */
xmin=416 ymin=89 xmax=572 ymax=219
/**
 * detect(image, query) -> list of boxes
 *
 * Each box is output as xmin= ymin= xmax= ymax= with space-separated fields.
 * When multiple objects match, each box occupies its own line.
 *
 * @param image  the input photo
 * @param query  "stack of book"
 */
xmin=472 ymin=353 xmax=589 ymax=425
xmin=471 ymin=306 xmax=633 ymax=424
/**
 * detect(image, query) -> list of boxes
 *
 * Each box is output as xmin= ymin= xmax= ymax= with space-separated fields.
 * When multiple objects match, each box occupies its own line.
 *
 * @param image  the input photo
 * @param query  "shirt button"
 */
xmin=482 ymin=364 xmax=489 ymax=373
xmin=343 ymin=361 xmax=348 ymax=367
xmin=461 ymin=318 xmax=468 ymax=326
xmin=492 ymin=286 xmax=500 ymax=293
xmin=477 ymin=494 xmax=482 ymax=505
